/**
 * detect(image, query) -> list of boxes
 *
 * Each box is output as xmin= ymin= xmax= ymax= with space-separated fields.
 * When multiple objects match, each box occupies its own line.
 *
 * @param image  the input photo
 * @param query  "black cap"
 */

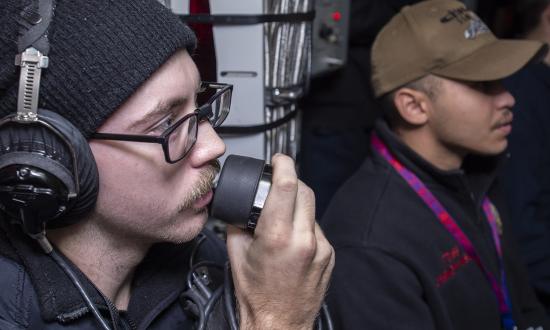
xmin=0 ymin=0 xmax=197 ymax=138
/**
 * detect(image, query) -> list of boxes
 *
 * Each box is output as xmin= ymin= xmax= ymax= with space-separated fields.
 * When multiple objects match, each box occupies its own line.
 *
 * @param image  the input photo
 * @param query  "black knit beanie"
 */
xmin=0 ymin=0 xmax=197 ymax=138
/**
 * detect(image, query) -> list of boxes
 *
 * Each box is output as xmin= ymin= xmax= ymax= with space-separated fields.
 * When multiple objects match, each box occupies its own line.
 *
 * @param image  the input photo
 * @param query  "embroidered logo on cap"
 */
xmin=440 ymin=8 xmax=490 ymax=40
xmin=464 ymin=16 xmax=490 ymax=39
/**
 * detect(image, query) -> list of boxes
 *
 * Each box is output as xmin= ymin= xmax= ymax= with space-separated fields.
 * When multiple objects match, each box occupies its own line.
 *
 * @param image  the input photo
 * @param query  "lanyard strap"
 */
xmin=371 ymin=133 xmax=515 ymax=330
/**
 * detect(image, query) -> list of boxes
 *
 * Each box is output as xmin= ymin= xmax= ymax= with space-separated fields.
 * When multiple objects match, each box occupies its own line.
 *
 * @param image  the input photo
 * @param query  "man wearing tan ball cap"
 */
xmin=321 ymin=0 xmax=550 ymax=329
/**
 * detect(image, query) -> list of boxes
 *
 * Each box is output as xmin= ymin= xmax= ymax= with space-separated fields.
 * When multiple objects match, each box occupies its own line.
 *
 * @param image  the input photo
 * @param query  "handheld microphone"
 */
xmin=208 ymin=155 xmax=335 ymax=330
xmin=210 ymin=154 xmax=272 ymax=231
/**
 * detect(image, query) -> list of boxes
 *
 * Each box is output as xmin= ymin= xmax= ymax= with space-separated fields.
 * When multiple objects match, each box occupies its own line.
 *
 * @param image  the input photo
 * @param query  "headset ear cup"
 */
xmin=0 ymin=109 xmax=99 ymax=229
xmin=0 ymin=120 xmax=77 ymax=233
xmin=35 ymin=110 xmax=99 ymax=227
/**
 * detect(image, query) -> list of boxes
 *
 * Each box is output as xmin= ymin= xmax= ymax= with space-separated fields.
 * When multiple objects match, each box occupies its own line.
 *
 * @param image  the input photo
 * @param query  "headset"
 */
xmin=0 ymin=0 xmax=109 ymax=328
xmin=0 ymin=0 xmax=99 ymax=249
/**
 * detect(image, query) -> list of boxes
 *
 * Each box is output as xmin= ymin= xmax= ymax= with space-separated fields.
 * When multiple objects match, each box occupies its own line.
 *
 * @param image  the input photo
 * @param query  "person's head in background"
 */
xmin=515 ymin=0 xmax=550 ymax=65
xmin=371 ymin=0 xmax=546 ymax=171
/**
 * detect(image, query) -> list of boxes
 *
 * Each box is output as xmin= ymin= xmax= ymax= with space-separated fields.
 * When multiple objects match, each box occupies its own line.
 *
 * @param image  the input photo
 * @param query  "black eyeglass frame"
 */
xmin=90 ymin=82 xmax=232 ymax=164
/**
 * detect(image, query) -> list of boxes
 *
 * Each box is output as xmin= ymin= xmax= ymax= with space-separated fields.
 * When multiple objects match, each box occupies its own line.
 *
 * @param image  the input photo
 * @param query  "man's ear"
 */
xmin=393 ymin=87 xmax=431 ymax=126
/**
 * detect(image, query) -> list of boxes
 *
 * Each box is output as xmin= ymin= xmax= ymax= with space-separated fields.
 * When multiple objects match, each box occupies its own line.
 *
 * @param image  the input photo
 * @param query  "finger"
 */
xmin=292 ymin=180 xmax=316 ymax=234
xmin=226 ymin=225 xmax=253 ymax=265
xmin=313 ymin=223 xmax=335 ymax=285
xmin=254 ymin=153 xmax=298 ymax=239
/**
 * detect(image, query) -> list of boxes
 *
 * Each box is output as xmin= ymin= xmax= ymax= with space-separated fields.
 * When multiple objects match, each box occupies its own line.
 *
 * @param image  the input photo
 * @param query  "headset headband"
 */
xmin=15 ymin=0 xmax=55 ymax=122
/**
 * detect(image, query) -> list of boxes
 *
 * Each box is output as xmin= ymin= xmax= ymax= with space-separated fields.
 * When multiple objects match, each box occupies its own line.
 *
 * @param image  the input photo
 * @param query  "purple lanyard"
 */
xmin=371 ymin=133 xmax=515 ymax=329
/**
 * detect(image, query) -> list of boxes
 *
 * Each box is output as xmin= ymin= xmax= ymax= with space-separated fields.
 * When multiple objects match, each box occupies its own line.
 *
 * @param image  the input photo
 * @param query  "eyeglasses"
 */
xmin=90 ymin=82 xmax=232 ymax=164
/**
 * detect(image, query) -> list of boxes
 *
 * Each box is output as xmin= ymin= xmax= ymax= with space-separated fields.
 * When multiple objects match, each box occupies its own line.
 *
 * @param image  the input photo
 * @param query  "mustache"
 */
xmin=492 ymin=110 xmax=513 ymax=129
xmin=177 ymin=160 xmax=220 ymax=212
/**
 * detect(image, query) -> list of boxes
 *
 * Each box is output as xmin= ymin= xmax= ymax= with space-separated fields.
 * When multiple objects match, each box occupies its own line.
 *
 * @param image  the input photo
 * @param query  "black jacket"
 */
xmin=321 ymin=120 xmax=549 ymax=329
xmin=0 ymin=220 xmax=227 ymax=329
xmin=503 ymin=62 xmax=550 ymax=315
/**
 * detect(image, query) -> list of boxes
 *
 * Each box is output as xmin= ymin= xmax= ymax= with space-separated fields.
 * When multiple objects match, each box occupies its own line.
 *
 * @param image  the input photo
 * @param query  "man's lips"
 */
xmin=493 ymin=120 xmax=512 ymax=135
xmin=193 ymin=190 xmax=214 ymax=209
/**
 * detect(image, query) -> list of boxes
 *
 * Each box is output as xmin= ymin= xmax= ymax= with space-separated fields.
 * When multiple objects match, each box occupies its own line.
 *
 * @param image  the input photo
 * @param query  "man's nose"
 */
xmin=497 ymin=88 xmax=515 ymax=110
xmin=190 ymin=122 xmax=226 ymax=166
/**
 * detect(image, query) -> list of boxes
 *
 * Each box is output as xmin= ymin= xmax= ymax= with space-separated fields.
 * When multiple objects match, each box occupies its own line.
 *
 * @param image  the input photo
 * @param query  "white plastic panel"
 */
xmin=169 ymin=0 xmax=190 ymax=14
xmin=210 ymin=0 xmax=266 ymax=162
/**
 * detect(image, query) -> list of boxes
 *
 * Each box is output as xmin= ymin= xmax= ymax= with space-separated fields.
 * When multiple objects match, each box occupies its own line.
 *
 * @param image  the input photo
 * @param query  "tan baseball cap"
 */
xmin=371 ymin=0 xmax=547 ymax=97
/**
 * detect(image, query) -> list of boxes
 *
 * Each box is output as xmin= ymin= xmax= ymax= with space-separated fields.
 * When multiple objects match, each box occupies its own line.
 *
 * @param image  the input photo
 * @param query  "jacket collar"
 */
xmin=0 ymin=220 xmax=194 ymax=327
xmin=374 ymin=119 xmax=502 ymax=203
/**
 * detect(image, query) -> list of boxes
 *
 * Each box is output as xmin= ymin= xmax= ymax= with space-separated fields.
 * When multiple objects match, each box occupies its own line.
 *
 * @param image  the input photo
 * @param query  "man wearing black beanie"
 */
xmin=0 ymin=0 xmax=334 ymax=329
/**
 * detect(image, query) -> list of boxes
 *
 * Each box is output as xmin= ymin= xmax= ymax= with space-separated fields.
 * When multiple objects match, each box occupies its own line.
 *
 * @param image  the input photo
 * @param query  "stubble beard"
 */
xmin=158 ymin=160 xmax=220 ymax=244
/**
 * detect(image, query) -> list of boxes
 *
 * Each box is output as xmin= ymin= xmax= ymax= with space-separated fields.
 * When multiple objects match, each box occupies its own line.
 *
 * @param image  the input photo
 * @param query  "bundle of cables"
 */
xmin=180 ymin=234 xmax=334 ymax=330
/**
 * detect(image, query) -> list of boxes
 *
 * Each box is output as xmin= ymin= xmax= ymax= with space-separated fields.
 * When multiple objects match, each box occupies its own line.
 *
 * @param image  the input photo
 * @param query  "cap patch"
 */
xmin=440 ymin=8 xmax=490 ymax=40
xmin=464 ymin=16 xmax=490 ymax=40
